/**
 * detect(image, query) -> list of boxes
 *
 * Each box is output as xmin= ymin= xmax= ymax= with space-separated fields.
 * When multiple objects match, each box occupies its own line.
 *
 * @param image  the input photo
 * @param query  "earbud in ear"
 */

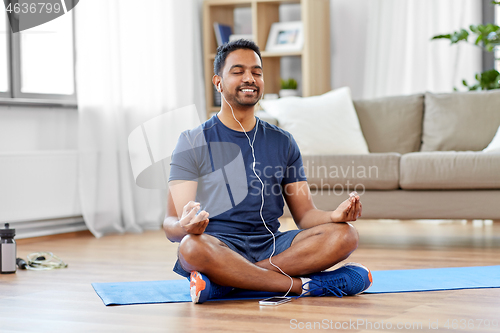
xmin=217 ymin=83 xmax=221 ymax=92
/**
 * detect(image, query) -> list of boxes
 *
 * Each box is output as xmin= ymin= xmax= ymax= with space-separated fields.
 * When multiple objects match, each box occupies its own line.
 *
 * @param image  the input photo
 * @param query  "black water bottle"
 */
xmin=0 ymin=223 xmax=16 ymax=274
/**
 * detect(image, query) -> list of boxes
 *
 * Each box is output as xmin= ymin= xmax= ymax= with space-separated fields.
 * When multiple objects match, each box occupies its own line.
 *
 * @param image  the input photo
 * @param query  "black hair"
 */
xmin=213 ymin=39 xmax=262 ymax=77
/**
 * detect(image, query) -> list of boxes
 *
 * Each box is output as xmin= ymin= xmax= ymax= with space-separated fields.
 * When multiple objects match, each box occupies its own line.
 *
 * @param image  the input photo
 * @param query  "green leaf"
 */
xmin=484 ymin=24 xmax=494 ymax=32
xmin=431 ymin=34 xmax=451 ymax=40
xmin=467 ymin=69 xmax=500 ymax=90
xmin=481 ymin=69 xmax=500 ymax=81
xmin=450 ymin=29 xmax=469 ymax=43
xmin=280 ymin=78 xmax=298 ymax=90
xmin=432 ymin=29 xmax=468 ymax=44
xmin=462 ymin=80 xmax=468 ymax=87
xmin=475 ymin=35 xmax=483 ymax=45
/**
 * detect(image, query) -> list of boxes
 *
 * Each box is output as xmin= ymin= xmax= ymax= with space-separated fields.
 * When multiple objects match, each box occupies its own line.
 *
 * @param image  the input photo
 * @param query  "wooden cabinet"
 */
xmin=202 ymin=0 xmax=331 ymax=119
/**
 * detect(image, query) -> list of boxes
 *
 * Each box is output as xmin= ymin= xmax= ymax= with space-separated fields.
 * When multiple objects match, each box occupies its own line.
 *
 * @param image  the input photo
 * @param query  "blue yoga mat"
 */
xmin=92 ymin=279 xmax=277 ymax=306
xmin=92 ymin=265 xmax=500 ymax=306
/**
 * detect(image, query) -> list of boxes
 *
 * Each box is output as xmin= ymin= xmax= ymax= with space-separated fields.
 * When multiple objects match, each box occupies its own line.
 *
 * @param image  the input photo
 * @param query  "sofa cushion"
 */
xmin=353 ymin=94 xmax=424 ymax=154
xmin=483 ymin=125 xmax=500 ymax=153
xmin=302 ymin=153 xmax=401 ymax=191
xmin=255 ymin=110 xmax=278 ymax=126
xmin=260 ymin=87 xmax=369 ymax=155
xmin=400 ymin=151 xmax=500 ymax=189
xmin=421 ymin=90 xmax=500 ymax=152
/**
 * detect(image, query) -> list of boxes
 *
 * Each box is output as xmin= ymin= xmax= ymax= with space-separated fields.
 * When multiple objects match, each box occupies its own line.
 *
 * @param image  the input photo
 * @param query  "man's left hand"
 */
xmin=330 ymin=191 xmax=362 ymax=222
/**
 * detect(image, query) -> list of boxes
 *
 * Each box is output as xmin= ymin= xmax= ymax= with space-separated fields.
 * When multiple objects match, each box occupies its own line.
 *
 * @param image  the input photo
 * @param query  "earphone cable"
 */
xmin=25 ymin=252 xmax=68 ymax=270
xmin=220 ymin=90 xmax=294 ymax=297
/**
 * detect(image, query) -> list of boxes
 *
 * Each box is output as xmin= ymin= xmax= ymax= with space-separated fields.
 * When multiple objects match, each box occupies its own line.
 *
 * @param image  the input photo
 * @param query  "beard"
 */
xmin=229 ymin=85 xmax=262 ymax=107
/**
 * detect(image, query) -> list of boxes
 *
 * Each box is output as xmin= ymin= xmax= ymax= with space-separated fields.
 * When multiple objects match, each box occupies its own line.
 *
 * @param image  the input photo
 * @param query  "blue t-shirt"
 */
xmin=169 ymin=115 xmax=306 ymax=234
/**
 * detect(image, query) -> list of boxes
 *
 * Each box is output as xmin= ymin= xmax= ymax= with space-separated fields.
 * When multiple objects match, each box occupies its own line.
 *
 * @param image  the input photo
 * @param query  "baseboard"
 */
xmin=10 ymin=216 xmax=87 ymax=239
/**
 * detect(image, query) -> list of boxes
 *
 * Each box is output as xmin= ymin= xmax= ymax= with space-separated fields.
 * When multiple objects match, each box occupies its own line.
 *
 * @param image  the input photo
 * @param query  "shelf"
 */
xmin=203 ymin=0 xmax=331 ymax=120
xmin=261 ymin=50 xmax=302 ymax=57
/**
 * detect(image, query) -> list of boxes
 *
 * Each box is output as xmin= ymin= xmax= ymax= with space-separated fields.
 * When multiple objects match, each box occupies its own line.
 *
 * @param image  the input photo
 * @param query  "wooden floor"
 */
xmin=1 ymin=219 xmax=499 ymax=332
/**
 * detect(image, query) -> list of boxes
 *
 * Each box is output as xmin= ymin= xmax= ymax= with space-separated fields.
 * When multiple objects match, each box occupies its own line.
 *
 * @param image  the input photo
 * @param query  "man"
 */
xmin=163 ymin=39 xmax=372 ymax=304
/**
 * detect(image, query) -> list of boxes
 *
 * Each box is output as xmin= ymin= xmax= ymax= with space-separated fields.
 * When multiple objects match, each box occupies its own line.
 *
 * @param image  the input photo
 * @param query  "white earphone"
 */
xmin=217 ymin=82 xmax=221 ymax=92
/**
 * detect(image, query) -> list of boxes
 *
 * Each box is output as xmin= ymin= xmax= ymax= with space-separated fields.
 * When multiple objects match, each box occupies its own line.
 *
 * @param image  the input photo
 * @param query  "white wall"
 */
xmin=0 ymin=105 xmax=78 ymax=152
xmin=0 ymin=105 xmax=82 ymax=238
xmin=330 ymin=0 xmax=369 ymax=99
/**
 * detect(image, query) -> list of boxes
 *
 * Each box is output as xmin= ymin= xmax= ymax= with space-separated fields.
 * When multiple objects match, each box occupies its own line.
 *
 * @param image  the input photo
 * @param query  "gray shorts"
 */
xmin=173 ymin=229 xmax=303 ymax=278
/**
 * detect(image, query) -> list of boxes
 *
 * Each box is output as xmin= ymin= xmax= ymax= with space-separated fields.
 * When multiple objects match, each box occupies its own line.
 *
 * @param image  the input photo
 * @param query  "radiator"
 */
xmin=0 ymin=151 xmax=86 ymax=239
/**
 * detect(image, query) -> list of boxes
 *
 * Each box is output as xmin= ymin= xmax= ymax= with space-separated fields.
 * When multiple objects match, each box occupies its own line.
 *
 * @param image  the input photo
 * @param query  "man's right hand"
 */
xmin=179 ymin=201 xmax=209 ymax=235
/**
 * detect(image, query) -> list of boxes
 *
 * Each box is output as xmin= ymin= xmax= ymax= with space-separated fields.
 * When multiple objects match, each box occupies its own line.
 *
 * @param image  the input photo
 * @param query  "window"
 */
xmin=1 ymin=9 xmax=75 ymax=102
xmin=0 ymin=12 xmax=9 ymax=96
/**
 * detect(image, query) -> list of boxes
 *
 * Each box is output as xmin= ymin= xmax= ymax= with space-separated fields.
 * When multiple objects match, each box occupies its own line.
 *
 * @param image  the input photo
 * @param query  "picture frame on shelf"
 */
xmin=265 ymin=21 xmax=304 ymax=52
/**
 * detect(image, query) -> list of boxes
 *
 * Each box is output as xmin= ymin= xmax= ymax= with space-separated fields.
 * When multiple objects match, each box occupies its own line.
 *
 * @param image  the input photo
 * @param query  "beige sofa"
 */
xmin=272 ymin=90 xmax=500 ymax=220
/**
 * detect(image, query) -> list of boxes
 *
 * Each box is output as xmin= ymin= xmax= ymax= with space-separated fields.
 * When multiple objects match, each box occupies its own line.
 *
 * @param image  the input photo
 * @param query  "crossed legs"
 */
xmin=177 ymin=222 xmax=359 ymax=295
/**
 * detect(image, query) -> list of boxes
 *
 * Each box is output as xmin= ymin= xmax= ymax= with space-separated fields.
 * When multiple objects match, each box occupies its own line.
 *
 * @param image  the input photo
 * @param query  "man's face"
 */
xmin=220 ymin=48 xmax=264 ymax=107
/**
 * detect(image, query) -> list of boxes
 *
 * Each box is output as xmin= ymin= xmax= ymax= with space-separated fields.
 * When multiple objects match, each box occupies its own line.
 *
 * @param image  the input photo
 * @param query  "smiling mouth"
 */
xmin=239 ymin=87 xmax=257 ymax=94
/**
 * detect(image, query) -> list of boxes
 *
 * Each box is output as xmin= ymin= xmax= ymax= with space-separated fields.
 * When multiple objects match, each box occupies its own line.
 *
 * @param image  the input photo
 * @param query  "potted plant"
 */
xmin=431 ymin=1 xmax=500 ymax=90
xmin=279 ymin=78 xmax=299 ymax=98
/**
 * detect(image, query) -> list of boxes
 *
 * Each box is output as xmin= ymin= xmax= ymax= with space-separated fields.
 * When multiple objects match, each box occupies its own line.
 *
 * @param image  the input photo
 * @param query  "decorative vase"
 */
xmin=279 ymin=89 xmax=298 ymax=98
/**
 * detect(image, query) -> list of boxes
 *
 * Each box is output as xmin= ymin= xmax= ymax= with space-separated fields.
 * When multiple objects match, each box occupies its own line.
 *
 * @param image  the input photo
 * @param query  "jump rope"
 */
xmin=218 ymin=81 xmax=294 ymax=297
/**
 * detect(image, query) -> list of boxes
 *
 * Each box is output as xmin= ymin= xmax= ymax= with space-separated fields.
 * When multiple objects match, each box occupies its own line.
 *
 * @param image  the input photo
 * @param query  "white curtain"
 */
xmin=75 ymin=0 xmax=205 ymax=237
xmin=363 ymin=0 xmax=482 ymax=99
